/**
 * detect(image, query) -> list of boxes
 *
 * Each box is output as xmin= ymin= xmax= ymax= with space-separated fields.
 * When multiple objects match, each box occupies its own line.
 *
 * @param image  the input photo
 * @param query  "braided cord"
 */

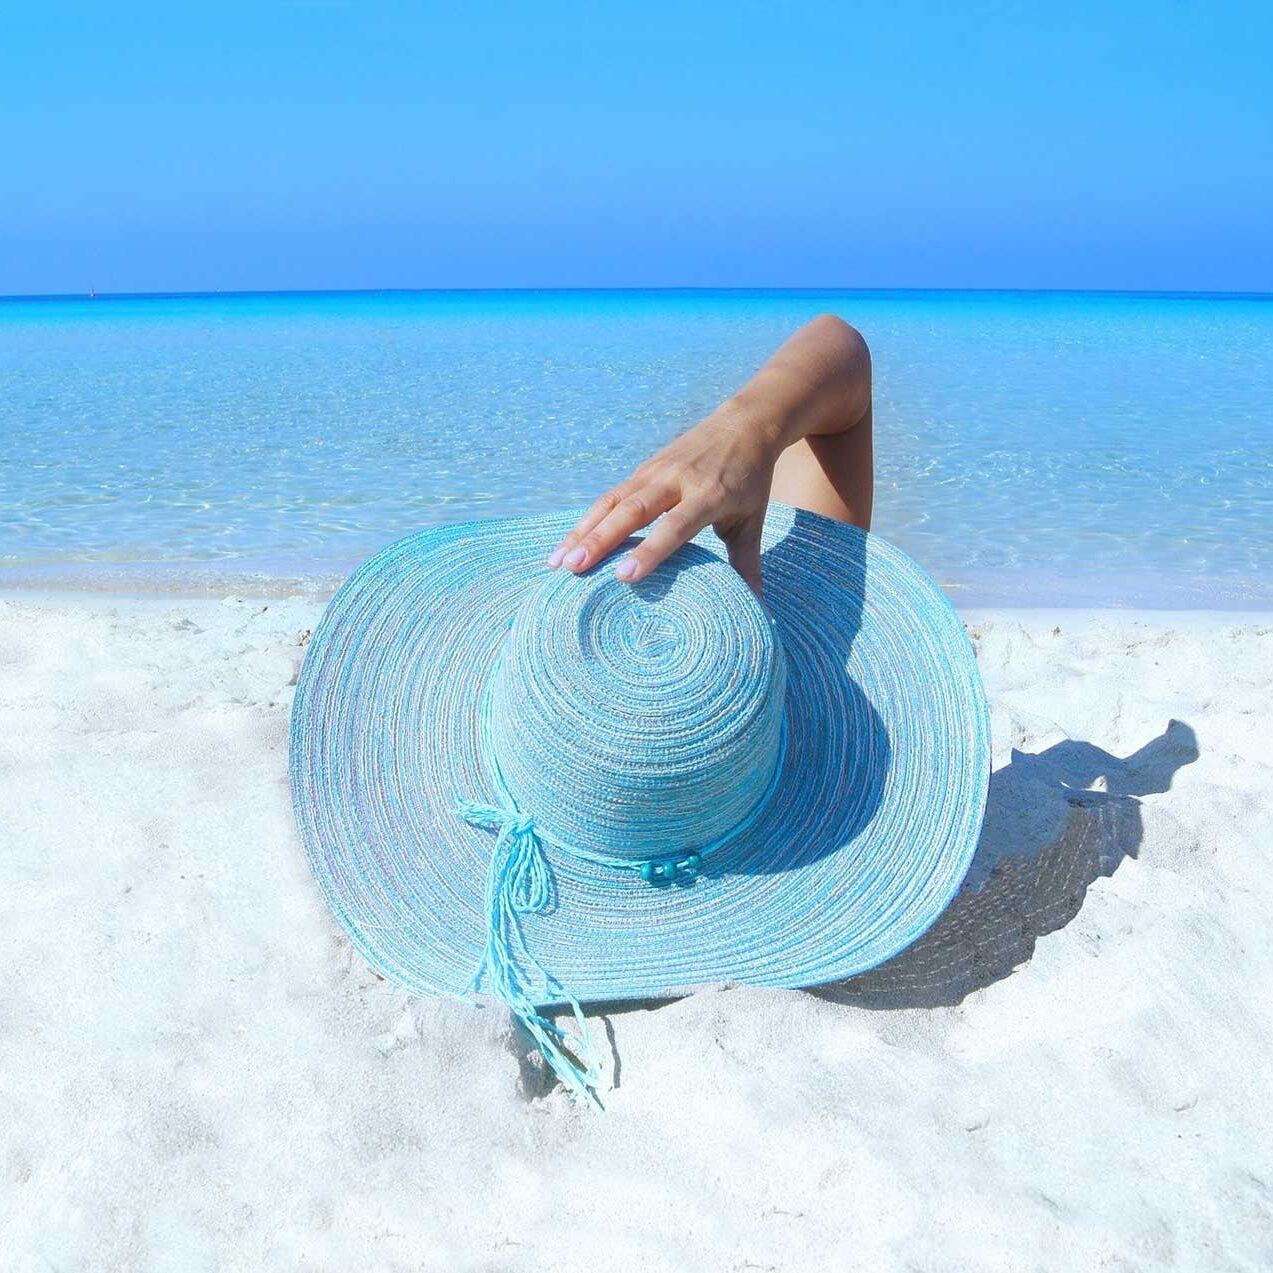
xmin=454 ymin=656 xmax=788 ymax=1108
xmin=457 ymin=798 xmax=603 ymax=1110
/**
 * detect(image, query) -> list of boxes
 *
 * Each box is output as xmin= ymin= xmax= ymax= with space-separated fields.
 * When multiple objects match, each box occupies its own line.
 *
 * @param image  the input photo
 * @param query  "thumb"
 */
xmin=717 ymin=512 xmax=765 ymax=600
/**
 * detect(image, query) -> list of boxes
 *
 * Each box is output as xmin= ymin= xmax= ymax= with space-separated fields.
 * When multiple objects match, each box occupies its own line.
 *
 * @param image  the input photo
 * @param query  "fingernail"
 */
xmin=616 ymin=555 xmax=638 ymax=580
xmin=546 ymin=547 xmax=565 ymax=569
xmin=564 ymin=546 xmax=587 ymax=568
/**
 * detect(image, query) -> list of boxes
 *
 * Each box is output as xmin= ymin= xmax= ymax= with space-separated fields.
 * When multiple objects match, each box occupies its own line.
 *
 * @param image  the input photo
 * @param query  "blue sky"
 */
xmin=4 ymin=2 xmax=1271 ymax=294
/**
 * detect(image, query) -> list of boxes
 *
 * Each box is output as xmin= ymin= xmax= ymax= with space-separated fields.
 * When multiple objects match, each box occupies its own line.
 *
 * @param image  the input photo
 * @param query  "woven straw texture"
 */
xmin=290 ymin=502 xmax=990 ymax=1005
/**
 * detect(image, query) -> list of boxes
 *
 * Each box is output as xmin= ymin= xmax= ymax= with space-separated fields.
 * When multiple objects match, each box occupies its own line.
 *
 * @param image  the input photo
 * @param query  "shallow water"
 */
xmin=2 ymin=288 xmax=1271 ymax=604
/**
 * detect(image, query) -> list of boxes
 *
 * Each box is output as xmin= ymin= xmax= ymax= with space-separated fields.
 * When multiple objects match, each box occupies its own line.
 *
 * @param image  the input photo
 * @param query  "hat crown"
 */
xmin=488 ymin=543 xmax=786 ymax=861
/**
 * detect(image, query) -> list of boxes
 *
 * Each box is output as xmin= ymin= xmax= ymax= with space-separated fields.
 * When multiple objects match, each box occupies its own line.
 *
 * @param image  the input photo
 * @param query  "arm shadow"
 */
xmin=808 ymin=718 xmax=1199 ymax=1010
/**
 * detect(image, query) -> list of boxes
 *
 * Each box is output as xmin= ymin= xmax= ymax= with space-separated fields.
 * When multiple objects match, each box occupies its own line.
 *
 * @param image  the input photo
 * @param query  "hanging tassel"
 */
xmin=456 ymin=799 xmax=603 ymax=1110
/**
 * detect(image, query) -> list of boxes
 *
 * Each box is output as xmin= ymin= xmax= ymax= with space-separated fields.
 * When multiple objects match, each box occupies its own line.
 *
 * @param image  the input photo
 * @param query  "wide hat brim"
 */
xmin=290 ymin=502 xmax=990 ymax=1005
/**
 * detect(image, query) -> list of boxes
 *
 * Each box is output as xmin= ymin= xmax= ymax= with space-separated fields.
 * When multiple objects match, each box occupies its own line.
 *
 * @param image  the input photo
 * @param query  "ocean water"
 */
xmin=2 ymin=289 xmax=1271 ymax=606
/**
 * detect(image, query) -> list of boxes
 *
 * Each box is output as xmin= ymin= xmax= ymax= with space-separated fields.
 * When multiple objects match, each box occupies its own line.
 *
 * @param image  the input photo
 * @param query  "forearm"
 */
xmin=709 ymin=314 xmax=872 ymax=457
xmin=549 ymin=314 xmax=872 ymax=592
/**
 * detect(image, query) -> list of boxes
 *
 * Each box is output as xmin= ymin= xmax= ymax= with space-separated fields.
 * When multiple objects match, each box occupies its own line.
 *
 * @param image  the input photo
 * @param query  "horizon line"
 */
xmin=4 ymin=285 xmax=1273 ymax=304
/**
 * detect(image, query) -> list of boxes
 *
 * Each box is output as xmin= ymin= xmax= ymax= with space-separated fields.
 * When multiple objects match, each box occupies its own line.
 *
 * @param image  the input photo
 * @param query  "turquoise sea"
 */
xmin=2 ymin=289 xmax=1271 ymax=606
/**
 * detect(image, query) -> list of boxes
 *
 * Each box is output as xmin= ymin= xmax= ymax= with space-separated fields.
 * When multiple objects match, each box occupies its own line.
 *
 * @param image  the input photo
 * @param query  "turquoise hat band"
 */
xmin=289 ymin=503 xmax=991 ymax=1107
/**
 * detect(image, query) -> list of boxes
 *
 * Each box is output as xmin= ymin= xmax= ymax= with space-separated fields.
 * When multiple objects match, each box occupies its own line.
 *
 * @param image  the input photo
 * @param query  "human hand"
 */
xmin=546 ymin=405 xmax=785 ymax=596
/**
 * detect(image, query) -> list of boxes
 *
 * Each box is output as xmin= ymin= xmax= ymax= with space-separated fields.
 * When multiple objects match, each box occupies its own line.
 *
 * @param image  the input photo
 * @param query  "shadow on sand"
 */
xmin=567 ymin=720 xmax=1200 ymax=1102
xmin=809 ymin=718 xmax=1199 ymax=1010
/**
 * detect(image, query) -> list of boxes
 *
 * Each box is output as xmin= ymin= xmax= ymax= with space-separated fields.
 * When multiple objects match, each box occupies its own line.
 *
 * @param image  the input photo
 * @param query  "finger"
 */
xmin=546 ymin=487 xmax=631 ymax=568
xmin=560 ymin=487 xmax=679 ymax=573
xmin=721 ymin=518 xmax=765 ymax=599
xmin=614 ymin=501 xmax=712 ymax=584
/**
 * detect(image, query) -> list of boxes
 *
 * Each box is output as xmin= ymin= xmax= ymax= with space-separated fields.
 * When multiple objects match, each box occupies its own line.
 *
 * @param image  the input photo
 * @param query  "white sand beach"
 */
xmin=2 ymin=593 xmax=1271 ymax=1271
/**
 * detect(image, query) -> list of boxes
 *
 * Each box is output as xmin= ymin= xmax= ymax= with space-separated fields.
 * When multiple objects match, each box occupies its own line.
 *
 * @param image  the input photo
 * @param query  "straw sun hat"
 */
xmin=290 ymin=502 xmax=990 ymax=1107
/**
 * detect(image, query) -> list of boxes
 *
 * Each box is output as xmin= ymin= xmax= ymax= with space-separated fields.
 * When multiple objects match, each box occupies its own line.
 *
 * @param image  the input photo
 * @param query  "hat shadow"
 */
xmin=727 ymin=509 xmax=892 ymax=878
xmin=808 ymin=718 xmax=1200 ymax=1009
xmin=522 ymin=719 xmax=1199 ymax=1099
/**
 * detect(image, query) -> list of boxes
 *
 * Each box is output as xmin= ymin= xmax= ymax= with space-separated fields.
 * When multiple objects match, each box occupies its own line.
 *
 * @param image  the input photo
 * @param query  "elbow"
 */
xmin=808 ymin=313 xmax=870 ymax=369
